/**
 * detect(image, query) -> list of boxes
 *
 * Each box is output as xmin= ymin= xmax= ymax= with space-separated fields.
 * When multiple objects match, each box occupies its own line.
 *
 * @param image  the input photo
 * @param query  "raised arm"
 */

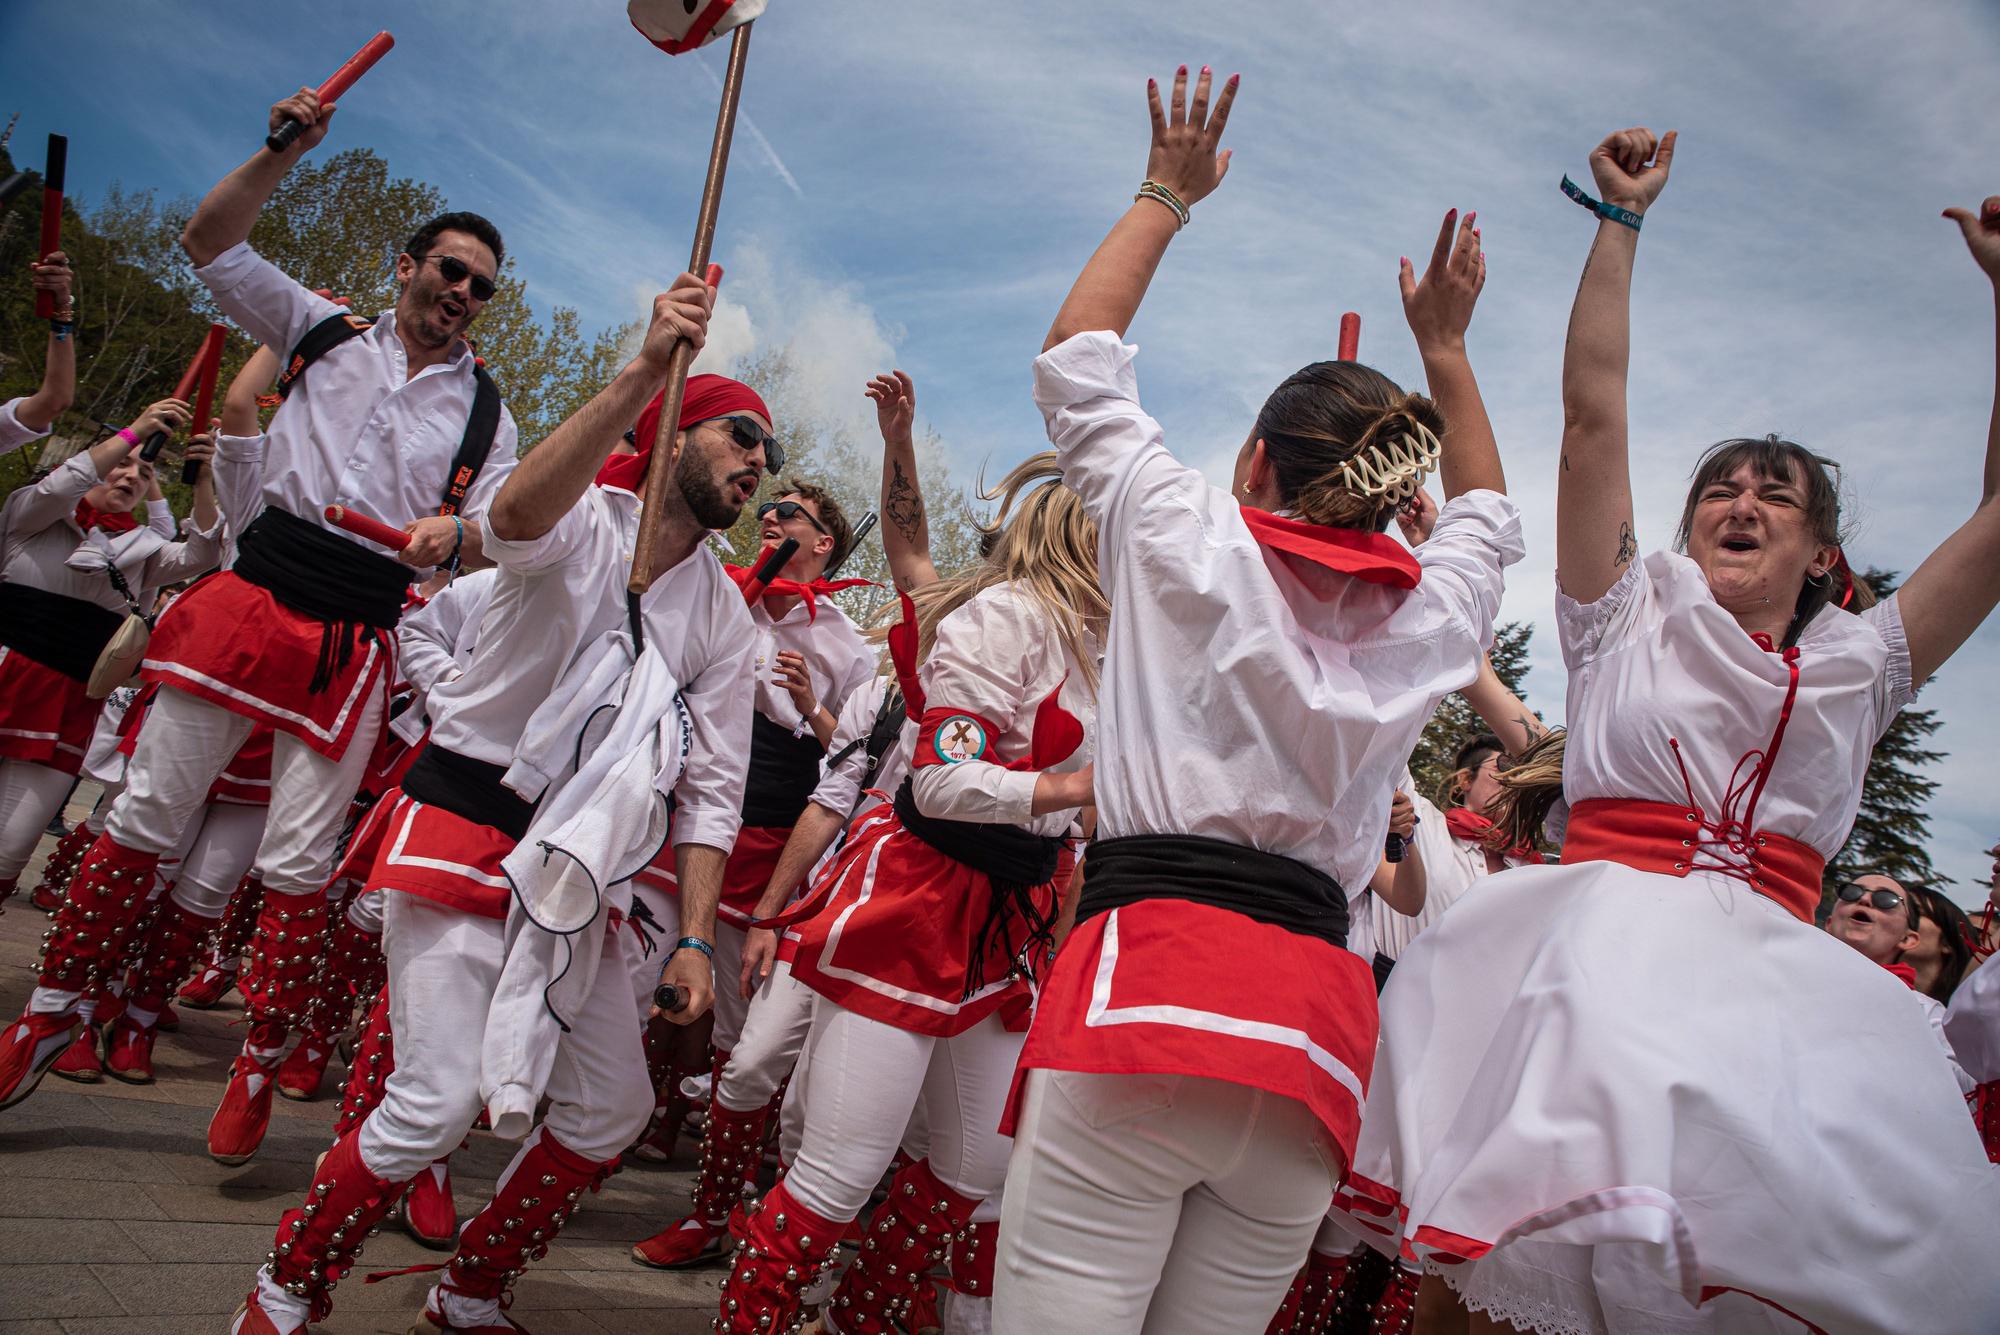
xmin=1401 ymin=210 xmax=1503 ymax=498
xmin=1044 ymin=66 xmax=1237 ymax=352
xmin=1556 ymin=128 xmax=1676 ymax=604
xmin=16 ymin=251 xmax=76 ymax=432
xmin=1892 ymin=198 xmax=2000 ymax=685
xmin=1459 ymin=654 xmax=1547 ymax=757
xmin=865 ymin=371 xmax=938 ymax=592
xmin=221 ymin=344 xmax=281 ymax=438
xmin=487 ymin=274 xmax=711 ymax=543
xmin=183 ymin=90 xmax=331 ymax=267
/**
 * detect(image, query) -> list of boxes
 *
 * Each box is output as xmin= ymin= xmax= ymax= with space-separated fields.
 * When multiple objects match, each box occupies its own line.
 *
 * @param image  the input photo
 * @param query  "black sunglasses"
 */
xmin=423 ymin=254 xmax=497 ymax=302
xmin=703 ymin=415 xmax=784 ymax=475
xmin=758 ymin=499 xmax=826 ymax=534
xmin=1836 ymin=882 xmax=1906 ymax=913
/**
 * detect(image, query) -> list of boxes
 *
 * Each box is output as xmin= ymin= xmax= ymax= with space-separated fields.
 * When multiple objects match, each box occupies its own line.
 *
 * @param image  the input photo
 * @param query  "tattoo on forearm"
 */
xmin=886 ymin=459 xmax=923 ymax=544
xmin=1614 ymin=519 xmax=1636 ymax=569
xmin=1561 ymin=453 xmax=1571 ymax=473
xmin=1515 ymin=711 xmax=1547 ymax=740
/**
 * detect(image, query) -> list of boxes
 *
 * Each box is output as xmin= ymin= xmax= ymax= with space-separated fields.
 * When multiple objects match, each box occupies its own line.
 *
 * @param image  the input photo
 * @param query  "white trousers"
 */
xmin=355 ymin=891 xmax=653 ymax=1183
xmin=992 ymin=1070 xmax=1339 ymax=1335
xmin=167 ymin=802 xmax=268 ymax=918
xmin=784 ymin=1001 xmax=1021 ymax=1223
xmin=716 ymin=957 xmax=816 ymax=1113
xmin=0 ymin=758 xmax=74 ymax=880
xmin=107 ymin=685 xmax=381 ymax=897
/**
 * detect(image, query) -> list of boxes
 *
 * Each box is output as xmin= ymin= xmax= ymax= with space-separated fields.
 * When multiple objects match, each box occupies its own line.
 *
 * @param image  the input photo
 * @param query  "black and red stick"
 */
xmin=34 ymin=134 xmax=67 ymax=318
xmin=739 ymin=536 xmax=798 ymax=605
xmin=267 ymin=31 xmax=396 ymax=153
xmin=141 ymin=324 xmax=227 ymax=462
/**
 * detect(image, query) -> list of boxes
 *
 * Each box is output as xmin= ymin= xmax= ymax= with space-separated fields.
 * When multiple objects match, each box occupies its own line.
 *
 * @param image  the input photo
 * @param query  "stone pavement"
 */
xmin=0 ymin=792 xmax=723 ymax=1334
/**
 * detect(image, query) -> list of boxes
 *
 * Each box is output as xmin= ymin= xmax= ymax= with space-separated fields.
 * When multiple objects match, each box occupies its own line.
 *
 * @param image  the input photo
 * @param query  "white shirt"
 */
xmin=0 ymin=398 xmax=49 ymax=456
xmin=747 ymin=594 xmax=873 ymax=733
xmin=1913 ymin=988 xmax=1978 ymax=1096
xmin=1034 ymin=330 xmax=1523 ymax=893
xmin=1557 ymin=551 xmax=1915 ymax=859
xmin=809 ymin=672 xmax=914 ymax=822
xmin=1946 ymin=959 xmax=2000 ymax=1085
xmin=1375 ymin=785 xmax=1532 ymax=961
xmin=0 ymin=451 xmax=222 ymax=611
xmin=908 ymin=582 xmax=1097 ymax=838
xmin=393 ymin=568 xmax=496 ymax=745
xmin=193 ymin=242 xmax=518 ymax=550
xmin=212 ymin=432 xmax=268 ymax=567
xmin=426 ymin=482 xmax=755 ymax=855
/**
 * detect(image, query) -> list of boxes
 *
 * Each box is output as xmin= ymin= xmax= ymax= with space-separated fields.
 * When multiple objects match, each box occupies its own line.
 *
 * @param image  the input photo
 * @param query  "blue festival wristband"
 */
xmin=675 ymin=936 xmax=714 ymax=960
xmin=1560 ymin=175 xmax=1643 ymax=232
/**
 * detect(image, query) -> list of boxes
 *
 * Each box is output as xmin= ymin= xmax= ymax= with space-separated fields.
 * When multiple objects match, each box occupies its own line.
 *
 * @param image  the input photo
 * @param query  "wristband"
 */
xmin=115 ymin=427 xmax=140 ymax=447
xmin=675 ymin=936 xmax=714 ymax=960
xmin=1135 ymin=179 xmax=1190 ymax=228
xmin=1560 ymin=175 xmax=1643 ymax=231
xmin=446 ymin=513 xmax=464 ymax=577
xmin=49 ymin=318 xmax=74 ymax=342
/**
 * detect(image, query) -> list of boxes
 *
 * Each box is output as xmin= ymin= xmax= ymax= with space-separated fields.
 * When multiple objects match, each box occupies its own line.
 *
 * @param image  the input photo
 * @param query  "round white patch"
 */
xmin=936 ymin=715 xmax=988 ymax=764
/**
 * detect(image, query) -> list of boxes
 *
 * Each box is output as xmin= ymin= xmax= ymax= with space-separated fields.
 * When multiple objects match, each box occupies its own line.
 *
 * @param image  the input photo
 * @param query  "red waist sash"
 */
xmin=1560 ymin=798 xmax=1823 ymax=923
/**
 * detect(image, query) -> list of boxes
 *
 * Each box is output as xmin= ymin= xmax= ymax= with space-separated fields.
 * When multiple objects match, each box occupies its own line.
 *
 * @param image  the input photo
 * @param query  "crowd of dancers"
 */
xmin=3 ymin=64 xmax=2000 ymax=1335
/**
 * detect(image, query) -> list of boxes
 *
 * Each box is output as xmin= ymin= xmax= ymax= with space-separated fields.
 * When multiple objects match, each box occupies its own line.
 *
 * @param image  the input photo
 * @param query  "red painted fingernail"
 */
xmin=1401 ymin=257 xmax=1409 ymax=266
xmin=1228 ymin=74 xmax=1240 ymax=84
xmin=1178 ymin=64 xmax=1188 ymax=74
xmin=1202 ymin=65 xmax=1211 ymax=76
xmin=1149 ymin=78 xmax=1157 ymax=88
xmin=1466 ymin=211 xmax=1477 ymax=226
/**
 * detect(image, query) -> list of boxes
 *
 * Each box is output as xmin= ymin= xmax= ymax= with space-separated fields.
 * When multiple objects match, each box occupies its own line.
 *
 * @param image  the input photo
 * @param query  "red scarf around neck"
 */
xmin=1445 ymin=806 xmax=1536 ymax=863
xmin=724 ymin=563 xmax=872 ymax=623
xmin=74 ymin=501 xmax=139 ymax=534
xmin=1238 ymin=507 xmax=1420 ymax=590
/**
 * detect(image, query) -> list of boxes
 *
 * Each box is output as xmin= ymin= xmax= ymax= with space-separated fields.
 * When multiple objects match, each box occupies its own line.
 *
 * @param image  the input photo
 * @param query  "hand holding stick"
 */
xmin=142 ymin=325 xmax=228 ymax=461
xmin=267 ymin=32 xmax=395 ymax=153
xmin=325 ymin=504 xmax=412 ymax=551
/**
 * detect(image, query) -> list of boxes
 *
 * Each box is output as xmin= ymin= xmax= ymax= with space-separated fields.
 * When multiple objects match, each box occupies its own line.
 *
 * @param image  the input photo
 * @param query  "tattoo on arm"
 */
xmin=886 ymin=459 xmax=923 ymax=544
xmin=1514 ymin=711 xmax=1547 ymax=740
xmin=1561 ymin=453 xmax=1571 ymax=472
xmin=1614 ymin=519 xmax=1637 ymax=569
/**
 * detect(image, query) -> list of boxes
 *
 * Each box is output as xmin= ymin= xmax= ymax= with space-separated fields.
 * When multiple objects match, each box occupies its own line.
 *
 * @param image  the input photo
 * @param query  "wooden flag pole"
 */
xmin=629 ymin=20 xmax=754 ymax=594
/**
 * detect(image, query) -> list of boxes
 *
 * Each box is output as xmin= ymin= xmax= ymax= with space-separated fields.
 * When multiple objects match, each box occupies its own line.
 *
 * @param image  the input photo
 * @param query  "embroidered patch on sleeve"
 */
xmin=935 ymin=715 xmax=988 ymax=764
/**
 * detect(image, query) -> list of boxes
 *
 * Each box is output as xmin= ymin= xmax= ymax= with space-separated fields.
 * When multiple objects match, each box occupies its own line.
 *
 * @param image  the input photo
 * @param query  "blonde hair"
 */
xmin=1484 ymin=729 xmax=1567 ymax=855
xmin=869 ymin=452 xmax=1106 ymax=689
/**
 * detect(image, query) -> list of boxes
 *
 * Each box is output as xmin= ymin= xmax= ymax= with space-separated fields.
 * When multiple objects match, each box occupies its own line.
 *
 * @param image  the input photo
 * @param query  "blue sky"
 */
xmin=5 ymin=1 xmax=1997 ymax=900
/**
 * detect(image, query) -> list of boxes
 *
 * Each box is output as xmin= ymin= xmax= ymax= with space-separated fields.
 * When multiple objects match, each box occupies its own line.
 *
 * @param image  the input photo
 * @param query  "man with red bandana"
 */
xmin=227 ymin=270 xmax=766 ymax=1335
xmin=0 ymin=86 xmax=521 ymax=1140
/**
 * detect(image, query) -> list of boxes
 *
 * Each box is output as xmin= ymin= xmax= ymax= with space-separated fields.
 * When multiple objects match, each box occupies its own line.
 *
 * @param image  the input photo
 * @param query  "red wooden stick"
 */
xmin=325 ymin=504 xmax=411 ymax=551
xmin=181 ymin=323 xmax=231 ymax=483
xmin=140 ymin=325 xmax=228 ymax=461
xmin=267 ymin=32 xmax=396 ymax=152
xmin=1337 ymin=312 xmax=1360 ymax=362
xmin=34 ymin=134 xmax=66 ymax=319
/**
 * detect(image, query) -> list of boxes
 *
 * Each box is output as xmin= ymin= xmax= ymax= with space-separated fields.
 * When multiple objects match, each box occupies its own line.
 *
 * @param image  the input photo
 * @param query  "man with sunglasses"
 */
xmin=0 ymin=88 xmax=525 ymax=1139
xmin=1828 ymin=873 xmax=1975 ymax=1094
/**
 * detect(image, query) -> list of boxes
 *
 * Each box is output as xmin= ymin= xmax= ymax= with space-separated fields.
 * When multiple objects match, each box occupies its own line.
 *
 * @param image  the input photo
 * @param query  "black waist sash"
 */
xmin=1077 ymin=833 xmax=1349 ymax=949
xmin=892 ymin=776 xmax=1063 ymax=994
xmin=0 ymin=582 xmax=125 ymax=684
xmin=400 ymin=742 xmax=536 ymax=842
xmin=234 ymin=507 xmax=413 ymax=629
xmin=741 ymin=711 xmax=826 ymax=828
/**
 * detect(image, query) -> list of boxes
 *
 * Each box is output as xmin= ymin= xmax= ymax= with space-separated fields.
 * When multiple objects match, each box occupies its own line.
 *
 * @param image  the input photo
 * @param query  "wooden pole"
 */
xmin=629 ymin=20 xmax=754 ymax=594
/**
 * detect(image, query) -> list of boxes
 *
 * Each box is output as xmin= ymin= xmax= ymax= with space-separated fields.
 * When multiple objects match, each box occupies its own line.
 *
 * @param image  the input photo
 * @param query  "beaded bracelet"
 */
xmin=1135 ymin=179 xmax=1191 ymax=228
xmin=1560 ymin=175 xmax=1643 ymax=232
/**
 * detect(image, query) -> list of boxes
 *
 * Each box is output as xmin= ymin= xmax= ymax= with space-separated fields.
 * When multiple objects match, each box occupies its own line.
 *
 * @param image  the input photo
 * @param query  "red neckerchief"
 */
xmin=1881 ymin=961 xmax=1918 ymax=990
xmin=1239 ymin=507 xmax=1421 ymax=590
xmin=888 ymin=589 xmax=926 ymax=720
xmin=724 ymin=564 xmax=873 ymax=623
xmin=1444 ymin=806 xmax=1536 ymax=863
xmin=74 ymin=501 xmax=139 ymax=534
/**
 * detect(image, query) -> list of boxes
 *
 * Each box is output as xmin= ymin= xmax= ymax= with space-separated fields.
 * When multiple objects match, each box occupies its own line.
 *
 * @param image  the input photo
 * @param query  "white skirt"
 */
xmin=1334 ymin=858 xmax=2000 ymax=1335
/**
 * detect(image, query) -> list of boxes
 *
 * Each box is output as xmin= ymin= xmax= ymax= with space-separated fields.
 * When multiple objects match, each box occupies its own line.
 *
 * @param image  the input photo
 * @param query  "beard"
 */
xmin=676 ymin=453 xmax=749 ymax=531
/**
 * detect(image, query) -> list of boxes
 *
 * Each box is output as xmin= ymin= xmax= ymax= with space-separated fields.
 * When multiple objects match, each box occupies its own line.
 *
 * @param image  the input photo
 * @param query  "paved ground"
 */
xmin=0 ymin=791 xmax=724 ymax=1335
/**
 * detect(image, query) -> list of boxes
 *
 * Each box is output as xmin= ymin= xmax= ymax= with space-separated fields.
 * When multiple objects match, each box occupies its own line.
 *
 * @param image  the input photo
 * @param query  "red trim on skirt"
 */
xmin=0 ymin=646 xmax=101 ymax=776
xmin=141 ymin=570 xmax=390 ymax=762
xmin=363 ymin=790 xmax=515 ymax=920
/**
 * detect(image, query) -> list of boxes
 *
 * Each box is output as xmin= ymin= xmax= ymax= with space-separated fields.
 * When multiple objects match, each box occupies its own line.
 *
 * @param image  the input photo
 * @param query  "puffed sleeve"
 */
xmin=909 ymin=592 xmax=1046 ymax=825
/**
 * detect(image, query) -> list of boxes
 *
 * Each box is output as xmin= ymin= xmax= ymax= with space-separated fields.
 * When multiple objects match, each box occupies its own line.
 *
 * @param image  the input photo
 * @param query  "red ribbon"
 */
xmin=1239 ymin=507 xmax=1421 ymax=590
xmin=888 ymin=589 xmax=925 ymax=720
xmin=74 ymin=501 xmax=138 ymax=534
xmin=723 ymin=564 xmax=872 ymax=623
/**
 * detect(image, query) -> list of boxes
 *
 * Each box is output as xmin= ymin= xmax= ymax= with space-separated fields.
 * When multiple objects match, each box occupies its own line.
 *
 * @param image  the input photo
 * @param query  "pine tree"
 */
xmin=1821 ymin=568 xmax=1947 ymax=901
xmin=1406 ymin=621 xmax=1537 ymax=807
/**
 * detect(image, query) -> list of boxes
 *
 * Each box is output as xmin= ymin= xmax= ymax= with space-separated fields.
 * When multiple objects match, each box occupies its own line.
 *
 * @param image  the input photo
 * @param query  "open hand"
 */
xmin=1944 ymin=197 xmax=2000 ymax=286
xmin=1144 ymin=66 xmax=1239 ymax=211
xmin=270 ymin=88 xmax=334 ymax=154
xmin=1400 ymin=209 xmax=1485 ymax=352
xmin=866 ymin=371 xmax=915 ymax=445
xmin=1588 ymin=127 xmax=1676 ymax=215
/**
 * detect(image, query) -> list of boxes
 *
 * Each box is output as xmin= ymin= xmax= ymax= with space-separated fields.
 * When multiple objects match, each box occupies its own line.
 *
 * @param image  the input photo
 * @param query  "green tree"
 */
xmin=1822 ymin=568 xmax=1947 ymax=901
xmin=1406 ymin=621 xmax=1537 ymax=807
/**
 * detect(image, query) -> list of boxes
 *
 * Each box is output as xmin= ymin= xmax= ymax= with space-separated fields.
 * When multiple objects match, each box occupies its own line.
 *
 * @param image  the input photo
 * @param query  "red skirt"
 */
xmin=1004 ymin=899 xmax=1378 ymax=1163
xmin=363 ymin=790 xmax=514 ymax=920
xmin=783 ymin=809 xmax=1055 ymax=1039
xmin=633 ymin=822 xmax=792 ymax=931
xmin=0 ymin=646 xmax=102 ymax=776
xmin=142 ymin=571 xmax=390 ymax=762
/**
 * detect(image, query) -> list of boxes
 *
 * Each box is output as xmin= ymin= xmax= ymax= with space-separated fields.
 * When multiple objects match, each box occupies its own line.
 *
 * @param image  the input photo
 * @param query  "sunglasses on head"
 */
xmin=422 ymin=254 xmax=497 ymax=302
xmin=758 ymin=499 xmax=826 ymax=534
xmin=1836 ymin=882 xmax=1906 ymax=913
xmin=703 ymin=415 xmax=784 ymax=475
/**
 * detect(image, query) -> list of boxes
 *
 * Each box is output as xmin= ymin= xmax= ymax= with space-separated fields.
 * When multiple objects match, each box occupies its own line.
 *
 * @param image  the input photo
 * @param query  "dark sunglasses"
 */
xmin=704 ymin=415 xmax=784 ymax=475
xmin=423 ymin=254 xmax=497 ymax=302
xmin=1836 ymin=882 xmax=1905 ymax=913
xmin=758 ymin=499 xmax=826 ymax=534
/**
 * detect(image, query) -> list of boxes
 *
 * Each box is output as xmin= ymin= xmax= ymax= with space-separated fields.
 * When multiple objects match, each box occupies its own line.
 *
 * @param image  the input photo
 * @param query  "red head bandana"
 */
xmin=595 ymin=373 xmax=772 ymax=493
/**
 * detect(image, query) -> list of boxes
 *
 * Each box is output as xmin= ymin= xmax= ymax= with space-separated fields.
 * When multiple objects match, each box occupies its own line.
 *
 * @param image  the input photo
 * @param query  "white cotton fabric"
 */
xmin=1344 ymin=551 xmax=2000 ymax=1335
xmin=2 ymin=451 xmax=222 ymax=609
xmin=192 ymin=243 xmax=517 ymax=547
xmin=1945 ymin=959 xmax=2000 ymax=1085
xmin=0 ymin=397 xmax=50 ymax=455
xmin=1032 ymin=330 xmax=1522 ymax=892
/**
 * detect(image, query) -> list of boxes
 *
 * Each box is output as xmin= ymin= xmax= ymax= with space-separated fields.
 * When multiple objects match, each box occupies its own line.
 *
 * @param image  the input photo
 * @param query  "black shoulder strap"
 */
xmin=275 ymin=312 xmax=374 ymax=400
xmin=436 ymin=365 xmax=501 ymax=517
xmin=826 ymin=684 xmax=908 ymax=782
xmin=277 ymin=313 xmax=502 ymax=518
